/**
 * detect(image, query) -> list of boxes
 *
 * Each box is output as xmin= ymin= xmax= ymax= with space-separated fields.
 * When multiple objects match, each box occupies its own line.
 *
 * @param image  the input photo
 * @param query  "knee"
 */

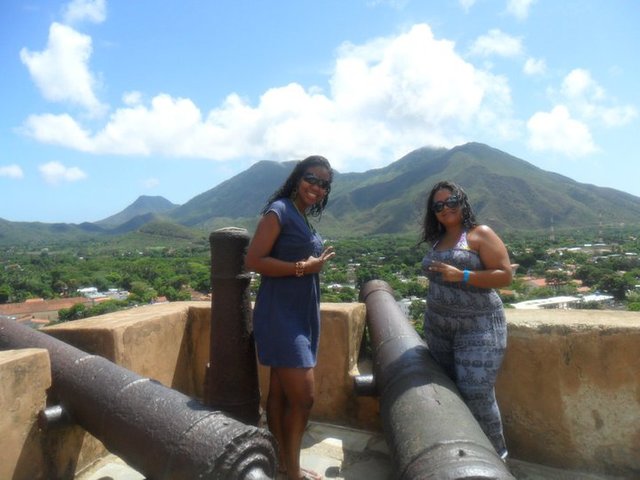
xmin=290 ymin=392 xmax=314 ymax=412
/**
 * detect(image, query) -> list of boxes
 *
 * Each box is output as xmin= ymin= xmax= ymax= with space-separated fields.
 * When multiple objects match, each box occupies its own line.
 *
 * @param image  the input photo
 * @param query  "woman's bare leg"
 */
xmin=266 ymin=368 xmax=288 ymax=472
xmin=271 ymin=367 xmax=321 ymax=480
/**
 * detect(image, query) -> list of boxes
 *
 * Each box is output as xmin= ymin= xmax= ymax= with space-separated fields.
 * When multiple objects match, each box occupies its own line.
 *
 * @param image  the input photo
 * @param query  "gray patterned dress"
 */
xmin=422 ymin=230 xmax=508 ymax=457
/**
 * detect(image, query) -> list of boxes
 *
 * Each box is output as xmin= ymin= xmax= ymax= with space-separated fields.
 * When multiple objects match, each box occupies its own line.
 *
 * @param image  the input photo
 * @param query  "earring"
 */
xmin=291 ymin=188 xmax=298 ymax=200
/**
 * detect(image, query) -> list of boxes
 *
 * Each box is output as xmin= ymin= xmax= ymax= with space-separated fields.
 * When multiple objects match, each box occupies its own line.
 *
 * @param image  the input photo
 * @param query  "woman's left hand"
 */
xmin=429 ymin=261 xmax=463 ymax=282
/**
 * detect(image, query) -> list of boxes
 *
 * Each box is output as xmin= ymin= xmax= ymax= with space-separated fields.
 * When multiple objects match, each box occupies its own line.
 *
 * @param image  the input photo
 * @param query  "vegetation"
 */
xmin=0 ymin=241 xmax=210 ymax=307
xmin=4 ymin=143 xmax=640 ymax=248
xmin=2 ymin=227 xmax=639 ymax=327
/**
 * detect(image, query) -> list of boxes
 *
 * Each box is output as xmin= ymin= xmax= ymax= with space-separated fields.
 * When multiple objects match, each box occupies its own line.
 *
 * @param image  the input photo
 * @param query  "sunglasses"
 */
xmin=302 ymin=173 xmax=331 ymax=190
xmin=433 ymin=196 xmax=461 ymax=213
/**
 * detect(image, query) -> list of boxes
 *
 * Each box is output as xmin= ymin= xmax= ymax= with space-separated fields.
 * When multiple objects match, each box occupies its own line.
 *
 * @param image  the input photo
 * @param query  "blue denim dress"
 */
xmin=252 ymin=198 xmax=323 ymax=368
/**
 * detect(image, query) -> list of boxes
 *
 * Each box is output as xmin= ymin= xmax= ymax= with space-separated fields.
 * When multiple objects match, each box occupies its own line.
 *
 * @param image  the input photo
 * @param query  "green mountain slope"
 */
xmin=3 ymin=143 xmax=640 ymax=246
xmin=96 ymin=195 xmax=179 ymax=227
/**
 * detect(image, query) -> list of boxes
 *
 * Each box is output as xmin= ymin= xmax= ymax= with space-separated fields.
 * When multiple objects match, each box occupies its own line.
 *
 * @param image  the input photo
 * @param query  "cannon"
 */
xmin=0 ymin=317 xmax=277 ymax=480
xmin=356 ymin=280 xmax=515 ymax=480
xmin=206 ymin=227 xmax=261 ymax=426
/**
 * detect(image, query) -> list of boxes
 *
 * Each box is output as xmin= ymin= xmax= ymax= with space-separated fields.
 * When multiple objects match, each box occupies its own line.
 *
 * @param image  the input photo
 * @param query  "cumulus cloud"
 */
xmin=527 ymin=106 xmax=596 ymax=157
xmin=123 ymin=91 xmax=143 ymax=106
xmin=23 ymin=113 xmax=94 ymax=151
xmin=365 ymin=0 xmax=409 ymax=9
xmin=459 ymin=0 xmax=476 ymax=12
xmin=468 ymin=29 xmax=523 ymax=58
xmin=62 ymin=0 xmax=106 ymax=25
xmin=561 ymin=69 xmax=603 ymax=100
xmin=559 ymin=69 xmax=637 ymax=127
xmin=20 ymin=22 xmax=106 ymax=116
xmin=22 ymin=23 xmax=519 ymax=171
xmin=523 ymin=57 xmax=546 ymax=76
xmin=39 ymin=161 xmax=87 ymax=185
xmin=143 ymin=177 xmax=160 ymax=189
xmin=0 ymin=165 xmax=24 ymax=179
xmin=526 ymin=68 xmax=636 ymax=157
xmin=506 ymin=0 xmax=536 ymax=20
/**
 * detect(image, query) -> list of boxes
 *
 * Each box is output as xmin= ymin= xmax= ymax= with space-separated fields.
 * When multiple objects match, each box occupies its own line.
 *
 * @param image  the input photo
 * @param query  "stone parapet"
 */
xmin=0 ymin=303 xmax=638 ymax=479
xmin=498 ymin=309 xmax=640 ymax=478
xmin=0 ymin=348 xmax=51 ymax=480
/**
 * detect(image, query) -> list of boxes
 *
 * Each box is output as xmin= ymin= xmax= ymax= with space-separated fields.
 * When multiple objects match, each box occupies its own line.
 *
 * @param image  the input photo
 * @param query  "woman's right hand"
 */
xmin=304 ymin=246 xmax=335 ymax=274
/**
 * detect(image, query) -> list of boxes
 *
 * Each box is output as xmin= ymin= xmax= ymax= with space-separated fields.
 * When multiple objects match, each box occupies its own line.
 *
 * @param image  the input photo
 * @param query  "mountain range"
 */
xmin=2 ymin=142 xmax=640 ymax=246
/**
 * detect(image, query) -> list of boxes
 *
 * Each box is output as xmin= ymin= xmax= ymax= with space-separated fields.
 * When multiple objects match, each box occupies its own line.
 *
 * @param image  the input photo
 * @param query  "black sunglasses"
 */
xmin=302 ymin=173 xmax=331 ymax=190
xmin=433 ymin=195 xmax=461 ymax=213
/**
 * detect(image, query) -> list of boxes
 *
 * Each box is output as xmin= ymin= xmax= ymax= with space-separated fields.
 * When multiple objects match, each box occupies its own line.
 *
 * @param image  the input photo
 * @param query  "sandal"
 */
xmin=298 ymin=467 xmax=323 ymax=480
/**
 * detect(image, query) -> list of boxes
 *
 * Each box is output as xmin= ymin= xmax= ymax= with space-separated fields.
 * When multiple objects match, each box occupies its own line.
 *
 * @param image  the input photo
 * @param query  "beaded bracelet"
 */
xmin=295 ymin=261 xmax=305 ymax=277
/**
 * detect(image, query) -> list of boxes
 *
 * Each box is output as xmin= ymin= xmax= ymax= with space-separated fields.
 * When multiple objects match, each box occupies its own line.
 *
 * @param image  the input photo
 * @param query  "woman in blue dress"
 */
xmin=420 ymin=180 xmax=513 ymax=460
xmin=245 ymin=155 xmax=335 ymax=480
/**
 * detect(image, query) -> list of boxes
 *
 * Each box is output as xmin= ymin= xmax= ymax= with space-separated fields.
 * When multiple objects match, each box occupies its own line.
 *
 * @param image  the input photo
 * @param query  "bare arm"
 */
xmin=468 ymin=225 xmax=513 ymax=288
xmin=244 ymin=212 xmax=335 ymax=277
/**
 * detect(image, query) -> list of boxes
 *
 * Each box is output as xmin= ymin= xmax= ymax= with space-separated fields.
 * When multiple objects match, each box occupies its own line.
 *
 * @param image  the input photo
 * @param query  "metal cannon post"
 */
xmin=357 ymin=280 xmax=515 ymax=480
xmin=0 ymin=318 xmax=277 ymax=480
xmin=207 ymin=227 xmax=261 ymax=426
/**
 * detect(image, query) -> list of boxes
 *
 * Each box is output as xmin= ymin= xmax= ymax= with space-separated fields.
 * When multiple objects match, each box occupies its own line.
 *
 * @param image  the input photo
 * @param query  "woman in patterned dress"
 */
xmin=245 ymin=155 xmax=335 ymax=480
xmin=420 ymin=180 xmax=512 ymax=460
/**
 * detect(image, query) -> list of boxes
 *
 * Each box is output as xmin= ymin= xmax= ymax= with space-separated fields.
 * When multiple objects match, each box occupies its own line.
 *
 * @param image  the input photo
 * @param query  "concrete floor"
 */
xmin=76 ymin=422 xmax=627 ymax=480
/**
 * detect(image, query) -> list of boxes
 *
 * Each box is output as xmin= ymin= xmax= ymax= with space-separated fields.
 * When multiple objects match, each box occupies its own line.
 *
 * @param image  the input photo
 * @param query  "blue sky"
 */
xmin=1 ymin=0 xmax=638 ymax=223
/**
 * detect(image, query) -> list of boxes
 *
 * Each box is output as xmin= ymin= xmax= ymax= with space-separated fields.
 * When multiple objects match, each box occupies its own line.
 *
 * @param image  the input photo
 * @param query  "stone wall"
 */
xmin=0 ymin=302 xmax=638 ymax=479
xmin=497 ymin=309 xmax=640 ymax=478
xmin=0 ymin=348 xmax=50 ymax=480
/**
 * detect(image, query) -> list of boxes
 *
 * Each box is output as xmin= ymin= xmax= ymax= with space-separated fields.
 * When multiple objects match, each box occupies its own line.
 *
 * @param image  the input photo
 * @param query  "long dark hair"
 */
xmin=262 ymin=155 xmax=333 ymax=217
xmin=420 ymin=180 xmax=477 ymax=244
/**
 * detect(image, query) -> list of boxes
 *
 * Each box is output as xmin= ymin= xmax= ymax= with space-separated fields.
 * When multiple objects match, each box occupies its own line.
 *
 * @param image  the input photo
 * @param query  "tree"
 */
xmin=58 ymin=303 xmax=88 ymax=321
xmin=128 ymin=281 xmax=157 ymax=304
xmin=545 ymin=270 xmax=571 ymax=289
xmin=0 ymin=284 xmax=11 ymax=304
xmin=597 ymin=274 xmax=630 ymax=301
xmin=409 ymin=299 xmax=425 ymax=322
xmin=409 ymin=300 xmax=426 ymax=336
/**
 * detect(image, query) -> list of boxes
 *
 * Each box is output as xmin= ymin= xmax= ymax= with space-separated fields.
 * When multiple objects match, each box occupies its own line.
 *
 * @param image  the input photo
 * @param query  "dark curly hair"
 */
xmin=420 ymin=180 xmax=477 ymax=244
xmin=262 ymin=155 xmax=333 ymax=217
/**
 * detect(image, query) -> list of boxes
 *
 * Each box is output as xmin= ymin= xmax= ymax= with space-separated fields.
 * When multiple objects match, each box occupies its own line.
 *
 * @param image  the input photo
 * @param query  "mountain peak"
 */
xmin=96 ymin=195 xmax=179 ymax=227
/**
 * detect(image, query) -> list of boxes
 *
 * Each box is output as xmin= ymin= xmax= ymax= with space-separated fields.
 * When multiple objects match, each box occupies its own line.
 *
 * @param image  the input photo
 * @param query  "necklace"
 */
xmin=292 ymin=199 xmax=313 ymax=230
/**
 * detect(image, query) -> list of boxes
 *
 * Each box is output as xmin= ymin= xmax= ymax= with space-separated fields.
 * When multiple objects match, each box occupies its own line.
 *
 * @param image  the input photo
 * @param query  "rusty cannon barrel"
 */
xmin=0 ymin=318 xmax=277 ymax=480
xmin=206 ymin=227 xmax=261 ymax=426
xmin=357 ymin=280 xmax=515 ymax=480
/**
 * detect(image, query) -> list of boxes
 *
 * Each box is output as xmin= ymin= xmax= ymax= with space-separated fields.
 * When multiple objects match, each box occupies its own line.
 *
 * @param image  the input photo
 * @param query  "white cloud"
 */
xmin=459 ymin=0 xmax=476 ymax=12
xmin=39 ymin=161 xmax=87 ymax=185
xmin=365 ymin=0 xmax=409 ymax=9
xmin=62 ymin=0 xmax=106 ymax=25
xmin=561 ymin=69 xmax=603 ymax=100
xmin=0 ymin=165 xmax=24 ymax=179
xmin=558 ymin=69 xmax=637 ymax=127
xmin=468 ymin=29 xmax=523 ymax=58
xmin=22 ymin=23 xmax=518 ymax=172
xmin=23 ymin=113 xmax=94 ymax=151
xmin=20 ymin=22 xmax=106 ymax=116
xmin=123 ymin=91 xmax=143 ymax=106
xmin=523 ymin=57 xmax=546 ymax=76
xmin=527 ymin=106 xmax=596 ymax=157
xmin=143 ymin=177 xmax=160 ymax=189
xmin=599 ymin=106 xmax=637 ymax=127
xmin=506 ymin=0 xmax=536 ymax=20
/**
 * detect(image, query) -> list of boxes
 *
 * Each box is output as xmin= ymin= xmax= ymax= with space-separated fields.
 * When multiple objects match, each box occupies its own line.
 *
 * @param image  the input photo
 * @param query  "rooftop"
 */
xmin=76 ymin=422 xmax=621 ymax=480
